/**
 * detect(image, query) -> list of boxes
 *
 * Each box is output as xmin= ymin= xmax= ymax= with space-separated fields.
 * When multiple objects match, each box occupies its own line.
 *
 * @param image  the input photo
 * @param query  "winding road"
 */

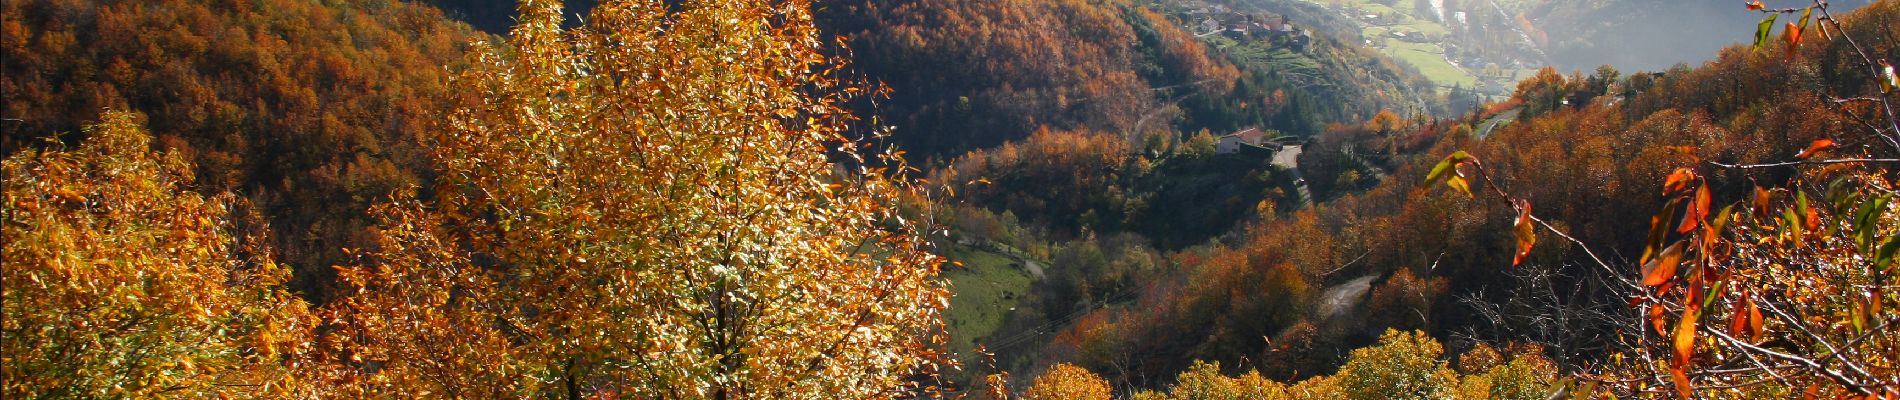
xmin=1272 ymin=144 xmax=1315 ymax=208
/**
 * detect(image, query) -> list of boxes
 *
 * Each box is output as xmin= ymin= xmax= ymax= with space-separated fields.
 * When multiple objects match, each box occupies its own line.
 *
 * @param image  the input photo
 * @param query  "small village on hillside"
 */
xmin=1176 ymin=2 xmax=1316 ymax=51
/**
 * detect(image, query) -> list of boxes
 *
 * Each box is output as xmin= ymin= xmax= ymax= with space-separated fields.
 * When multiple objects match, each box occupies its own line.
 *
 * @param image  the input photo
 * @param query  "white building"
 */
xmin=1216 ymin=128 xmax=1268 ymax=154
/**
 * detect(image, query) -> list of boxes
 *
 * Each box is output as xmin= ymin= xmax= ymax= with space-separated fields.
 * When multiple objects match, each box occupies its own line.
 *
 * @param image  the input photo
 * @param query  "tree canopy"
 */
xmin=3 ymin=111 xmax=319 ymax=398
xmin=317 ymin=0 xmax=950 ymax=398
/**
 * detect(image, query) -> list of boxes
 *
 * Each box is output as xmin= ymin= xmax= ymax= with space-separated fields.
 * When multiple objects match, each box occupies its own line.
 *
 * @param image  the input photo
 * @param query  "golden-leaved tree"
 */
xmin=2 ymin=111 xmax=318 ymax=398
xmin=1023 ymin=363 xmax=1113 ymax=400
xmin=319 ymin=0 xmax=949 ymax=398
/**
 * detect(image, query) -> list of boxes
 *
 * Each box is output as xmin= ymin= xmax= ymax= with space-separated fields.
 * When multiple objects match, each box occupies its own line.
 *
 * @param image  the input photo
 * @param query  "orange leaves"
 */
xmin=1673 ymin=307 xmax=1699 ymax=367
xmin=1650 ymin=303 xmax=1670 ymax=334
xmin=1512 ymin=200 xmax=1537 ymax=267
xmin=1724 ymin=294 xmax=1749 ymax=337
xmin=1645 ymin=168 xmax=1716 ymax=287
xmin=1445 ymin=173 xmax=1473 ymax=198
xmin=1639 ymin=165 xmax=1723 ymax=396
xmin=1662 ymin=168 xmax=1698 ymax=196
xmin=1668 ymin=297 xmax=1703 ymax=398
xmin=1753 ymin=6 xmax=1814 ymax=59
xmin=1782 ymin=22 xmax=1803 ymax=59
xmin=1794 ymin=138 xmax=1835 ymax=159
xmin=1728 ymin=290 xmax=1765 ymax=342
xmin=1669 ymin=365 xmax=1694 ymax=399
xmin=1780 ymin=7 xmax=1816 ymax=60
xmin=1754 ymin=185 xmax=1775 ymax=218
xmin=1644 ymin=242 xmax=1687 ymax=287
xmin=1644 ymin=168 xmax=1704 ymax=278
xmin=1678 ymin=185 xmax=1714 ymax=234
xmin=1605 ymin=5 xmax=1900 ymax=396
xmin=1746 ymin=0 xmax=1766 ymax=11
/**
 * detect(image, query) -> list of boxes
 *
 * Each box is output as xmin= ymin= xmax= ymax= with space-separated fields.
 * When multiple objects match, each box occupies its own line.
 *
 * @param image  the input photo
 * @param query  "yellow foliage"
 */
xmin=1452 ymin=345 xmax=1557 ymax=400
xmin=2 ymin=112 xmax=318 ymax=398
xmin=1166 ymin=361 xmax=1288 ymax=400
xmin=319 ymin=0 xmax=948 ymax=398
xmin=1331 ymin=330 xmax=1459 ymax=399
xmin=1025 ymin=363 xmax=1113 ymax=400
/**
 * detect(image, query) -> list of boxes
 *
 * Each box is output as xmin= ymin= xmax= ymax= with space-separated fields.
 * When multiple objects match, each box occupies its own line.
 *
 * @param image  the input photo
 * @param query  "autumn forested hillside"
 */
xmin=1 ymin=0 xmax=477 ymax=300
xmin=6 ymin=0 xmax=947 ymax=396
xmin=3 ymin=0 xmax=1897 ymax=398
xmin=438 ymin=0 xmax=1448 ymax=157
xmin=947 ymin=0 xmax=1898 ymax=396
xmin=821 ymin=0 xmax=1440 ymax=157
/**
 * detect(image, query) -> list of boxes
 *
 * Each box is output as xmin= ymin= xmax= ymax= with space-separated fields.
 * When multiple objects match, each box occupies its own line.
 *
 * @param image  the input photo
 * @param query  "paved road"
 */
xmin=1477 ymin=108 xmax=1521 ymax=138
xmin=983 ymin=241 xmax=1046 ymax=280
xmin=1273 ymin=144 xmax=1315 ymax=207
xmin=1320 ymin=275 xmax=1379 ymax=318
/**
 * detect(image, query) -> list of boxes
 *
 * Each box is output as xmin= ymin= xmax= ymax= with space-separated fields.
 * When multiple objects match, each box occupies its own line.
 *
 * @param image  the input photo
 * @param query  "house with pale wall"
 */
xmin=1216 ymin=128 xmax=1268 ymax=154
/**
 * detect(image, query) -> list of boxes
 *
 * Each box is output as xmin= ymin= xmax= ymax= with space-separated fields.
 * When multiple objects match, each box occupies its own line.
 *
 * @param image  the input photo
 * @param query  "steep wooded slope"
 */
xmin=2 ymin=0 xmax=478 ymax=299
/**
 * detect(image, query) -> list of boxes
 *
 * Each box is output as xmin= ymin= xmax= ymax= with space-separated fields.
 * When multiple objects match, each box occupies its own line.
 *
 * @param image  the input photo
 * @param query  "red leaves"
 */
xmin=1749 ymin=302 xmax=1765 ymax=342
xmin=1679 ymin=185 xmax=1713 ymax=234
xmin=1729 ymin=290 xmax=1766 ymax=342
xmin=1780 ymin=7 xmax=1816 ymax=60
xmin=1794 ymin=138 xmax=1835 ymax=159
xmin=1674 ymin=307 xmax=1699 ymax=366
xmin=1644 ymin=241 xmax=1686 ymax=286
xmin=1748 ymin=7 xmax=1814 ymax=59
xmin=1650 ymin=303 xmax=1670 ymax=334
xmin=1663 ymin=168 xmax=1698 ymax=196
xmin=1670 ymin=306 xmax=1701 ymax=398
xmin=1754 ymin=185 xmax=1774 ymax=218
xmin=1670 ymin=364 xmax=1694 ymax=398
xmin=1512 ymin=200 xmax=1537 ymax=267
xmin=1645 ymin=168 xmax=1704 ymax=283
xmin=1782 ymin=22 xmax=1803 ymax=59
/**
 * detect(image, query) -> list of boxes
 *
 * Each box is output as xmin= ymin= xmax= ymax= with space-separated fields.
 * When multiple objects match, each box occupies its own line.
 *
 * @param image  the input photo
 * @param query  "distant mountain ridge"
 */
xmin=423 ymin=0 xmax=1444 ymax=158
xmin=1526 ymin=0 xmax=1874 ymax=71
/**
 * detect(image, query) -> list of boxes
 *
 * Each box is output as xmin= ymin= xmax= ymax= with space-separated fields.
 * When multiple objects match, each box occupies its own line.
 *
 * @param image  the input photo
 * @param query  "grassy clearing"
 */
xmin=1351 ymin=1 xmax=1398 ymax=16
xmin=1392 ymin=20 xmax=1448 ymax=36
xmin=1264 ymin=47 xmax=1321 ymax=71
xmin=1207 ymin=36 xmax=1321 ymax=74
xmin=1383 ymin=39 xmax=1476 ymax=89
xmin=1306 ymin=0 xmax=1480 ymax=92
xmin=942 ymin=246 xmax=1033 ymax=355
